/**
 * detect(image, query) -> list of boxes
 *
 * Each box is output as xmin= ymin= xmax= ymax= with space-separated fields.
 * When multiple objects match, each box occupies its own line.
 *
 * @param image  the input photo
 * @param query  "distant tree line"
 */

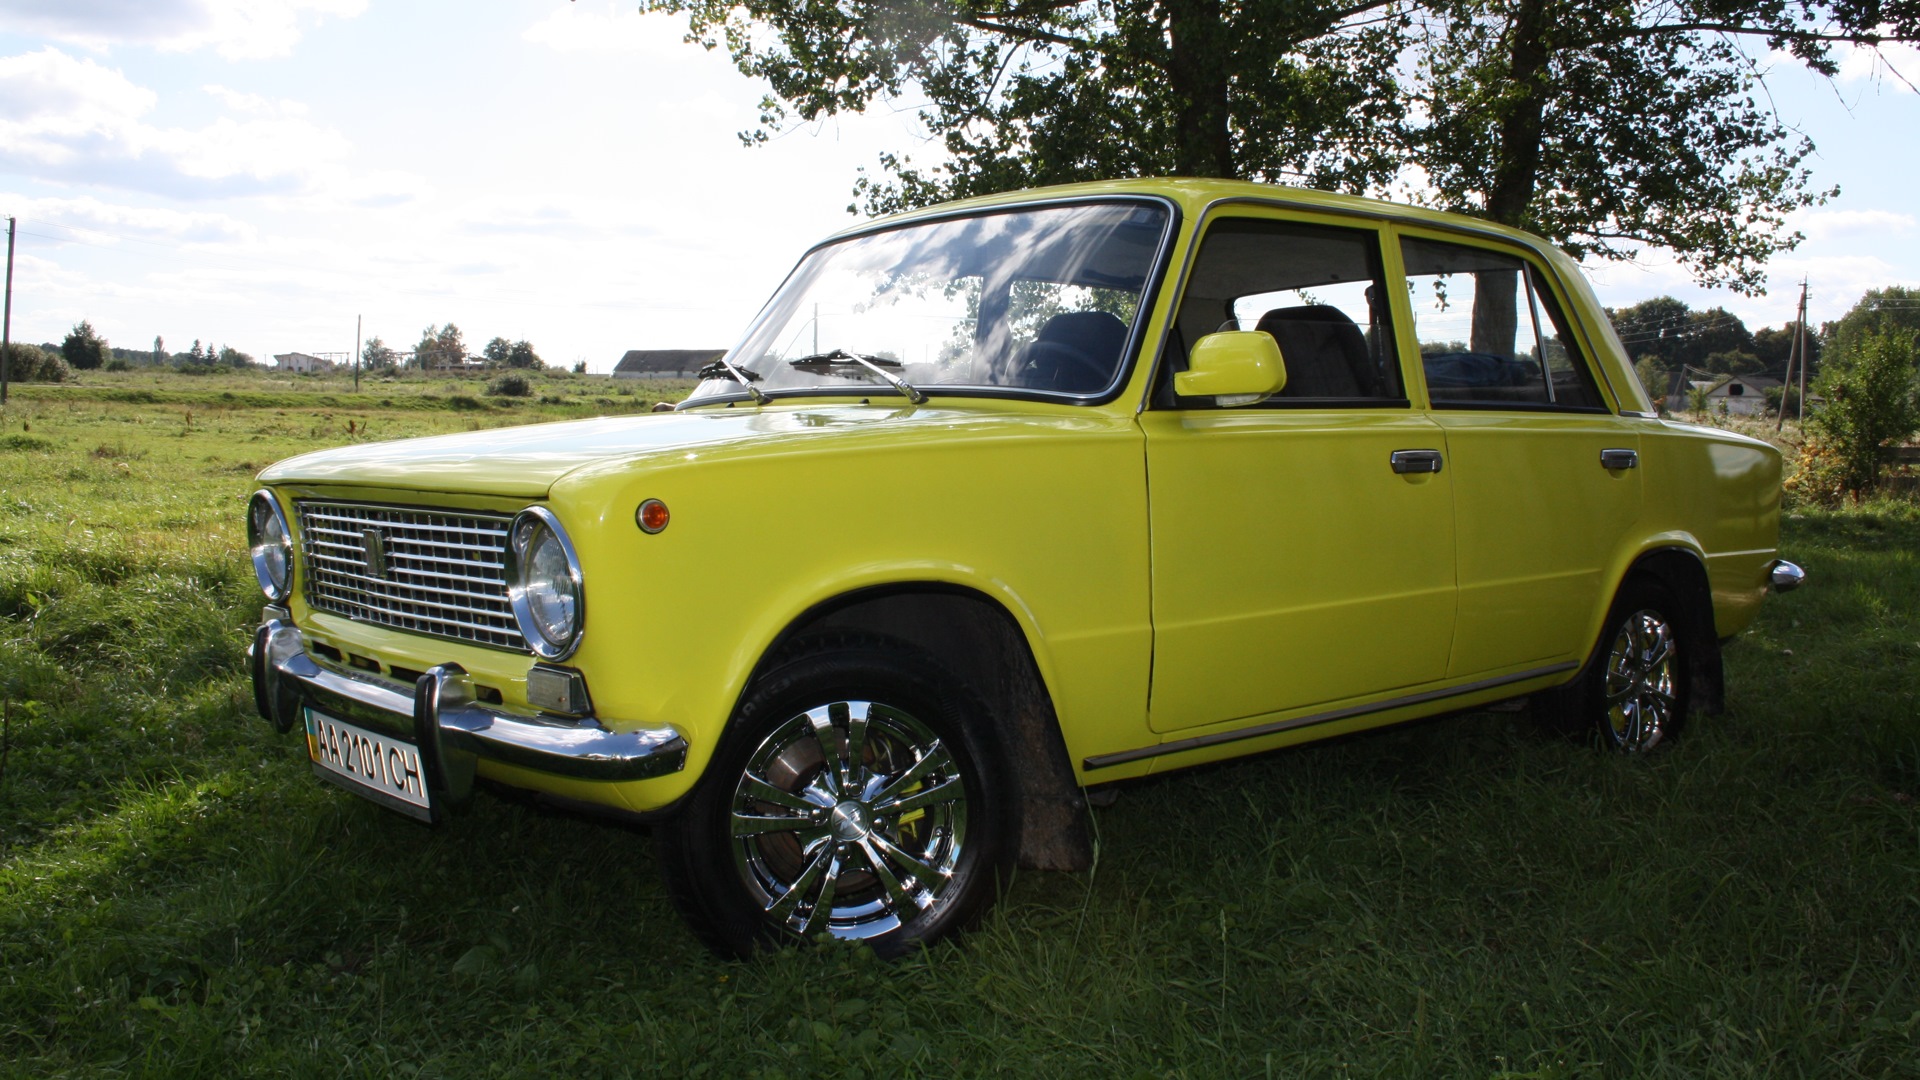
xmin=1607 ymin=288 xmax=1920 ymax=408
xmin=357 ymin=324 xmax=544 ymax=374
xmin=32 ymin=321 xmax=257 ymax=376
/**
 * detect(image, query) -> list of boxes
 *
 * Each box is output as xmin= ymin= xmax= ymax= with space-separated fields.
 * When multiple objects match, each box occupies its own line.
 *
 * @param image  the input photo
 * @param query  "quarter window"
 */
xmin=1400 ymin=237 xmax=1603 ymax=410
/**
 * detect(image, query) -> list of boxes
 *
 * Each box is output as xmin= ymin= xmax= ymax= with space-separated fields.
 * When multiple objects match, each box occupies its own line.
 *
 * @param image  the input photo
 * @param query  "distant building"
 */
xmin=1700 ymin=374 xmax=1782 ymax=416
xmin=274 ymin=352 xmax=337 ymax=373
xmin=614 ymin=349 xmax=726 ymax=378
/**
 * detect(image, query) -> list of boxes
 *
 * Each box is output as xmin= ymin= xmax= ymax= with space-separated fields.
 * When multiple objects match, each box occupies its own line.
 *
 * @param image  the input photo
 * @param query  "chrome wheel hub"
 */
xmin=1602 ymin=608 xmax=1677 ymax=753
xmin=728 ymin=700 xmax=969 ymax=940
xmin=829 ymin=801 xmax=873 ymax=842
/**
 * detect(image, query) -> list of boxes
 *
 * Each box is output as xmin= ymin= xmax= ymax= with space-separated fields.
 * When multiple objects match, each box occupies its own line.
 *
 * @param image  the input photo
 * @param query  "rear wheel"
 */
xmin=1582 ymin=577 xmax=1689 ymax=753
xmin=657 ymin=635 xmax=1008 ymax=958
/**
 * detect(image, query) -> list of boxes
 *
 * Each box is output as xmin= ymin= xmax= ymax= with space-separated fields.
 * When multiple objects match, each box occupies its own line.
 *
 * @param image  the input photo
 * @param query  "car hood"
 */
xmin=256 ymin=405 xmax=1049 ymax=499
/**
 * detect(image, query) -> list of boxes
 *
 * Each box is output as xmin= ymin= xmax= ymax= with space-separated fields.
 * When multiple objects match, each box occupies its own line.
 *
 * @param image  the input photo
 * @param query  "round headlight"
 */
xmin=247 ymin=490 xmax=293 ymax=603
xmin=507 ymin=507 xmax=584 ymax=660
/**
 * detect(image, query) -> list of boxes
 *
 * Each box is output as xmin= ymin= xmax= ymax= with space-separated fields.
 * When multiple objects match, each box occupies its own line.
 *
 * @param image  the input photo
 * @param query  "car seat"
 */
xmin=1252 ymin=305 xmax=1378 ymax=398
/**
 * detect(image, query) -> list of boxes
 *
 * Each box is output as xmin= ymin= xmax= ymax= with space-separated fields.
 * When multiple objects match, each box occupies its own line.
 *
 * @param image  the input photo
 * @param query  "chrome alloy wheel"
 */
xmin=1601 ymin=608 xmax=1678 ymax=752
xmin=728 ymin=700 xmax=970 ymax=940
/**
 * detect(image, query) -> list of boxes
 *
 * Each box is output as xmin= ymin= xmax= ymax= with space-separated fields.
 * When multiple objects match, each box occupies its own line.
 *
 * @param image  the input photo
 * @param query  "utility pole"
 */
xmin=354 ymin=314 xmax=362 ymax=392
xmin=1797 ymin=280 xmax=1809 ymax=424
xmin=2 ymin=216 xmax=14 ymax=406
xmin=1775 ymin=278 xmax=1809 ymax=433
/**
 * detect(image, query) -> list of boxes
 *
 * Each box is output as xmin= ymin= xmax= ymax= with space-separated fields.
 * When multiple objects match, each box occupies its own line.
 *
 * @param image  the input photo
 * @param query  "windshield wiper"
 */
xmin=789 ymin=349 xmax=927 ymax=405
xmin=694 ymin=357 xmax=770 ymax=405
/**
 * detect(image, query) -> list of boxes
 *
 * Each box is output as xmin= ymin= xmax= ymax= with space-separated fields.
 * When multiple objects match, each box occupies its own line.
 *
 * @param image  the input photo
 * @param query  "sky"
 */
xmin=0 ymin=0 xmax=1915 ymax=372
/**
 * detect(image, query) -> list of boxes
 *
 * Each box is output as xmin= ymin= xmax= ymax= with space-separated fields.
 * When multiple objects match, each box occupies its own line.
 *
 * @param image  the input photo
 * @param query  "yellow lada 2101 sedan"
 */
xmin=248 ymin=179 xmax=1804 ymax=957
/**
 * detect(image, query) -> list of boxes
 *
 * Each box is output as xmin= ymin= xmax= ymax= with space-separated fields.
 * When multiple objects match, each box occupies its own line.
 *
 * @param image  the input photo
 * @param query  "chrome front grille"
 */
xmin=295 ymin=501 xmax=523 ymax=651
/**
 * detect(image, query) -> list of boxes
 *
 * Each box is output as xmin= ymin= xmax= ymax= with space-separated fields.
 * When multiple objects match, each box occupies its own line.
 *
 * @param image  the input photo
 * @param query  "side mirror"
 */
xmin=1175 ymin=331 xmax=1287 ymax=406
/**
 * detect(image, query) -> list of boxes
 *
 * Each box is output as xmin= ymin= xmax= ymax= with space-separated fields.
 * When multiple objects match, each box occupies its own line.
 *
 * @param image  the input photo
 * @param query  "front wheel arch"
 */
xmin=656 ymin=633 xmax=1012 ymax=958
xmin=746 ymin=585 xmax=1093 ymax=873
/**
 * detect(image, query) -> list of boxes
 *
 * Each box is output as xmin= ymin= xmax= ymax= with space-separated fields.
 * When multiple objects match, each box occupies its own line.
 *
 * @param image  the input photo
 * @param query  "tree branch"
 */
xmin=955 ymin=15 xmax=1103 ymax=53
xmin=1590 ymin=22 xmax=1894 ymax=47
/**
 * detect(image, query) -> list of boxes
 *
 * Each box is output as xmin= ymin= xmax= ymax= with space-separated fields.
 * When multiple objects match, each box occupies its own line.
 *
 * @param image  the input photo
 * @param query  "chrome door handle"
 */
xmin=1600 ymin=448 xmax=1638 ymax=470
xmin=1390 ymin=449 xmax=1443 ymax=474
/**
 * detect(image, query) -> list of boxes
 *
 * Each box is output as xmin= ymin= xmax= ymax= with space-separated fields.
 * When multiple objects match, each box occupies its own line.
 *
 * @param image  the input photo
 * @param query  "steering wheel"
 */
xmin=1017 ymin=341 xmax=1113 ymax=393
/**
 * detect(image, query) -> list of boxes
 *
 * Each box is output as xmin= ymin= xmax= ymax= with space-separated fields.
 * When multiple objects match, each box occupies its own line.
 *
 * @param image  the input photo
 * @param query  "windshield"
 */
xmin=686 ymin=200 xmax=1171 ymax=405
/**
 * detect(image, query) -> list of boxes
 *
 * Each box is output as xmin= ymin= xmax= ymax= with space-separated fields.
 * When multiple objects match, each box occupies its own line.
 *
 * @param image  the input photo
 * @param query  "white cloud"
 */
xmin=522 ymin=3 xmax=692 ymax=56
xmin=1760 ymin=253 xmax=1917 ymax=323
xmin=203 ymin=84 xmax=308 ymax=116
xmin=0 ymin=0 xmax=368 ymax=60
xmin=5 ymin=192 xmax=255 ymax=245
xmin=1837 ymin=39 xmax=1920 ymax=90
xmin=1791 ymin=207 xmax=1918 ymax=241
xmin=329 ymin=168 xmax=434 ymax=209
xmin=0 ymin=47 xmax=155 ymax=169
xmin=1584 ymin=244 xmax=1916 ymax=329
xmin=0 ymin=47 xmax=351 ymax=197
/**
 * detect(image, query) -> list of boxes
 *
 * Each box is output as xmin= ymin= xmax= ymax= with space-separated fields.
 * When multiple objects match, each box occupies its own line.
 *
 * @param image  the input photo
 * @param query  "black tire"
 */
xmin=1576 ymin=576 xmax=1691 ymax=753
xmin=656 ymin=634 xmax=1009 ymax=959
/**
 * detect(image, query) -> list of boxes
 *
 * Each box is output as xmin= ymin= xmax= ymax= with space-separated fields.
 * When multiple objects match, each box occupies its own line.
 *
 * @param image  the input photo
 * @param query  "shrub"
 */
xmin=4 ymin=344 xmax=69 ymax=383
xmin=487 ymin=373 xmax=532 ymax=397
xmin=1795 ymin=328 xmax=1920 ymax=502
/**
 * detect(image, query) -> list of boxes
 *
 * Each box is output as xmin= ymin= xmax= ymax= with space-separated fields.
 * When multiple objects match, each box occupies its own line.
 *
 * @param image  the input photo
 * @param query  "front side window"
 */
xmin=687 ymin=201 xmax=1170 ymax=404
xmin=1400 ymin=237 xmax=1604 ymax=410
xmin=1164 ymin=217 xmax=1404 ymax=406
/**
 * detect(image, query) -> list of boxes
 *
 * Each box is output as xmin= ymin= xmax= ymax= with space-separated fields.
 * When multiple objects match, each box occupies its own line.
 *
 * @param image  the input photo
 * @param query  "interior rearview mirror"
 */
xmin=1174 ymin=331 xmax=1287 ymax=406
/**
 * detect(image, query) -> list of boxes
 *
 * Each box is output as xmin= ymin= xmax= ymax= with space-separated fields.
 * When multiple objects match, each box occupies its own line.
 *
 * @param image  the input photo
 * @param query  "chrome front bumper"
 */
xmin=249 ymin=618 xmax=687 ymax=807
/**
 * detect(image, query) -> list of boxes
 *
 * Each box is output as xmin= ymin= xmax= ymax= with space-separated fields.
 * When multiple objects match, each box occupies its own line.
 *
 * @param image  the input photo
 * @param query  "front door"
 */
xmin=1144 ymin=214 xmax=1458 ymax=733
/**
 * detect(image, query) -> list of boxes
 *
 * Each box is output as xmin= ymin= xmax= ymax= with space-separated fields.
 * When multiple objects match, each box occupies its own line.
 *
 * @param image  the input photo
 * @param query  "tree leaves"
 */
xmin=636 ymin=0 xmax=1910 ymax=293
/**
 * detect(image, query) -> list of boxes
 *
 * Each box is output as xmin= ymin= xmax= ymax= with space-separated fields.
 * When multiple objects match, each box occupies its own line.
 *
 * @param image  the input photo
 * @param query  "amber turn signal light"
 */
xmin=636 ymin=498 xmax=670 ymax=534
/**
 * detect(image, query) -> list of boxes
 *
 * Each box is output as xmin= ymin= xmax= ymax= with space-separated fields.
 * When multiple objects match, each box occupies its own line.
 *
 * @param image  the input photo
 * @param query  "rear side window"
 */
xmin=1400 ymin=237 xmax=1604 ymax=410
xmin=1164 ymin=218 xmax=1404 ymax=407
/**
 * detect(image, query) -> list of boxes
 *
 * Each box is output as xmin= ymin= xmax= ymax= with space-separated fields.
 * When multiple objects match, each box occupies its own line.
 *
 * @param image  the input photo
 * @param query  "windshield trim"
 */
xmin=680 ymin=194 xmax=1182 ymax=411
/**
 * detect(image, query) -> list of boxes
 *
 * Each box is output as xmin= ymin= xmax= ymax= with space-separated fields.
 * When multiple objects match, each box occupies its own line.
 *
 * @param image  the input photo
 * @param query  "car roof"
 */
xmin=826 ymin=178 xmax=1558 ymax=254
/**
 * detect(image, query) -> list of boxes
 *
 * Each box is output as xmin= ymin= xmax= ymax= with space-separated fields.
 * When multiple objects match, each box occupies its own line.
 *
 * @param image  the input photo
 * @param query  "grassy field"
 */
xmin=1 ymin=374 xmax=1916 ymax=1078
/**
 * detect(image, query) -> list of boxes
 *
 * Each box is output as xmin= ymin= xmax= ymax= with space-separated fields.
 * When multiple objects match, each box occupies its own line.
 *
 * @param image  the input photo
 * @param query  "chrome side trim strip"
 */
xmin=1082 ymin=662 xmax=1579 ymax=771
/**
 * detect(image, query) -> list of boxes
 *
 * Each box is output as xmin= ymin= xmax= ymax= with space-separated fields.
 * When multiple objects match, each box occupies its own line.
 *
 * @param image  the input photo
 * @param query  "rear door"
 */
xmin=1395 ymin=233 xmax=1643 ymax=675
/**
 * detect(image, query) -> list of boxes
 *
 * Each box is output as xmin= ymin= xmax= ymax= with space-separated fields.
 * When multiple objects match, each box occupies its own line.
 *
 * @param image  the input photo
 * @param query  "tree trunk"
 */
xmin=1164 ymin=0 xmax=1235 ymax=176
xmin=1473 ymin=0 xmax=1552 ymax=359
xmin=1487 ymin=0 xmax=1549 ymax=227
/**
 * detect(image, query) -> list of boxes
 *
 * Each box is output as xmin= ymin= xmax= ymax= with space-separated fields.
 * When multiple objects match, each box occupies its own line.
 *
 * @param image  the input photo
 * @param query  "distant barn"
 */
xmin=613 ymin=349 xmax=726 ymax=378
xmin=274 ymin=352 xmax=337 ymax=373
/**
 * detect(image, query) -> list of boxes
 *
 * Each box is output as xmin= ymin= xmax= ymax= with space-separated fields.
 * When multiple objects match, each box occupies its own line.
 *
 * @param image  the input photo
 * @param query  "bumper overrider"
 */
xmin=249 ymin=616 xmax=687 ymax=821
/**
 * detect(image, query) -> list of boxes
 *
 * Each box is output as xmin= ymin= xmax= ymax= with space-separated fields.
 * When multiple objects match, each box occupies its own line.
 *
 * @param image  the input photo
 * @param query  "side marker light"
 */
xmin=636 ymin=499 xmax=670 ymax=534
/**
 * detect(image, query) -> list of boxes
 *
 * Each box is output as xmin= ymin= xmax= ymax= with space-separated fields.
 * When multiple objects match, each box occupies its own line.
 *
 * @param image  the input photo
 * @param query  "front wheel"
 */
xmin=1582 ymin=578 xmax=1690 ymax=753
xmin=657 ymin=636 xmax=1008 ymax=958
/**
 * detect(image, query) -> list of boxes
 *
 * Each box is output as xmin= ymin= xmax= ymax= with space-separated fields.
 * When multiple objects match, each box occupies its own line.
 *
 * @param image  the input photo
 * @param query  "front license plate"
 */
xmin=304 ymin=708 xmax=434 ymax=822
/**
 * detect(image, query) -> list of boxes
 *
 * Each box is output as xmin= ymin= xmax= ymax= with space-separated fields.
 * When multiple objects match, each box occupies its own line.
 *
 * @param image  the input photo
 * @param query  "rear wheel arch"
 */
xmin=1617 ymin=547 xmax=1723 ymax=717
xmin=739 ymin=585 xmax=1092 ymax=874
xmin=1539 ymin=546 xmax=1723 ymax=739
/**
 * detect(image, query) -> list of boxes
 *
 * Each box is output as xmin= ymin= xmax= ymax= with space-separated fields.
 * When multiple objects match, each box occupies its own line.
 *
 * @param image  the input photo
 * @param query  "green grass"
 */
xmin=1 ymin=387 xmax=1916 ymax=1077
